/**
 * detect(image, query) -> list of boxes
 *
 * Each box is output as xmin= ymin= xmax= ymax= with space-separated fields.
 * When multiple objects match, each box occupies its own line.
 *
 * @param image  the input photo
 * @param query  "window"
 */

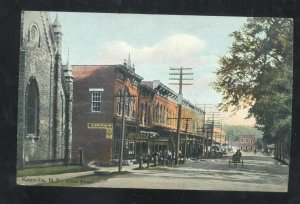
xmin=130 ymin=97 xmax=135 ymax=118
xmin=144 ymin=102 xmax=148 ymax=124
xmin=155 ymin=103 xmax=159 ymax=122
xmin=116 ymin=90 xmax=122 ymax=115
xmin=140 ymin=103 xmax=144 ymax=124
xmin=241 ymin=139 xmax=244 ymax=143
xmin=148 ymin=105 xmax=151 ymax=124
xmin=29 ymin=25 xmax=39 ymax=44
xmin=124 ymin=90 xmax=129 ymax=117
xmin=90 ymin=88 xmax=103 ymax=112
xmin=160 ymin=105 xmax=163 ymax=123
xmin=167 ymin=109 xmax=169 ymax=125
xmin=25 ymin=78 xmax=39 ymax=136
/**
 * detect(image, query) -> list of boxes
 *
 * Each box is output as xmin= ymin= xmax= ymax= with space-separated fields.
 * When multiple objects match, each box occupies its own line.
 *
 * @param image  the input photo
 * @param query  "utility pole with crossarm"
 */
xmin=116 ymin=86 xmax=137 ymax=172
xmin=169 ymin=67 xmax=193 ymax=166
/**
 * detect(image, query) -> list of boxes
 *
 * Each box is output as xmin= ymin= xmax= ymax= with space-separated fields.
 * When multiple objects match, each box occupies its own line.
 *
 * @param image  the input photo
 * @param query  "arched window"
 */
xmin=166 ymin=108 xmax=169 ymax=125
xmin=25 ymin=77 xmax=39 ymax=136
xmin=116 ymin=90 xmax=122 ymax=115
xmin=124 ymin=90 xmax=129 ymax=117
xmin=130 ymin=97 xmax=135 ymax=118
xmin=156 ymin=103 xmax=159 ymax=122
xmin=144 ymin=102 xmax=148 ymax=124
xmin=160 ymin=105 xmax=163 ymax=123
xmin=152 ymin=105 xmax=156 ymax=122
xmin=29 ymin=24 xmax=40 ymax=45
xmin=140 ymin=103 xmax=144 ymax=124
xmin=148 ymin=105 xmax=151 ymax=124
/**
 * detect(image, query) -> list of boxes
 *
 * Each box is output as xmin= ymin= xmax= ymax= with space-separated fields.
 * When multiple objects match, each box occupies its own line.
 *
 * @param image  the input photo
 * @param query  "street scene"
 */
xmin=16 ymin=11 xmax=292 ymax=192
xmin=84 ymin=152 xmax=289 ymax=191
xmin=17 ymin=152 xmax=288 ymax=191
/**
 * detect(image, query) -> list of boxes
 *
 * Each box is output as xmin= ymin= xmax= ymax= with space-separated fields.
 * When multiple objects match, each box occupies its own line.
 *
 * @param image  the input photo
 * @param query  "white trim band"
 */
xmin=89 ymin=88 xmax=104 ymax=92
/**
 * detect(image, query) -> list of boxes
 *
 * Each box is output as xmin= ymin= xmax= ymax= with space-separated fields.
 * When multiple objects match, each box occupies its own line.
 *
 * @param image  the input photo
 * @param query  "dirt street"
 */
xmin=82 ymin=152 xmax=289 ymax=192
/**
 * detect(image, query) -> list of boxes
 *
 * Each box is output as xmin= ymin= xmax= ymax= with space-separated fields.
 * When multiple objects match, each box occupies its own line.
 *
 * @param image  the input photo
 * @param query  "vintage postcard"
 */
xmin=16 ymin=11 xmax=292 ymax=191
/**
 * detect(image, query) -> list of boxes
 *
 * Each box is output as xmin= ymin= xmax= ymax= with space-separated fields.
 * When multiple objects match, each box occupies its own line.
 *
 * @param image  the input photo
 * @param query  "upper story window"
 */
xmin=90 ymin=88 xmax=103 ymax=112
xmin=124 ymin=90 xmax=129 ymax=117
xmin=144 ymin=102 xmax=148 ymax=124
xmin=147 ymin=105 xmax=151 ymax=124
xmin=140 ymin=103 xmax=144 ymax=124
xmin=159 ymin=104 xmax=163 ymax=123
xmin=130 ymin=97 xmax=135 ymax=118
xmin=241 ymin=138 xmax=244 ymax=143
xmin=29 ymin=24 xmax=40 ymax=45
xmin=116 ymin=90 xmax=122 ymax=115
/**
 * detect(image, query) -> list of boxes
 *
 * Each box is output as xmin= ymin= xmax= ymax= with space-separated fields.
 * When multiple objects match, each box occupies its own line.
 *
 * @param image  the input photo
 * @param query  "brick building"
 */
xmin=72 ymin=59 xmax=205 ymax=165
xmin=17 ymin=11 xmax=73 ymax=168
xmin=239 ymin=135 xmax=256 ymax=152
xmin=72 ymin=60 xmax=142 ymax=165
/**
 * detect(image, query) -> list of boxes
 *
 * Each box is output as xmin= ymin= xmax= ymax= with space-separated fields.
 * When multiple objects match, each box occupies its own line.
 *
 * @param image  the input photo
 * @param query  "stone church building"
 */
xmin=17 ymin=11 xmax=73 ymax=168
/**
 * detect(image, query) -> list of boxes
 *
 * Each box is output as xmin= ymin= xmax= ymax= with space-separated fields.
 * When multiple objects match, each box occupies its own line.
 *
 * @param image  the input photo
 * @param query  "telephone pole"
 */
xmin=196 ymin=104 xmax=213 ymax=158
xmin=184 ymin=118 xmax=190 ymax=163
xmin=169 ymin=67 xmax=193 ymax=165
xmin=116 ymin=87 xmax=136 ymax=172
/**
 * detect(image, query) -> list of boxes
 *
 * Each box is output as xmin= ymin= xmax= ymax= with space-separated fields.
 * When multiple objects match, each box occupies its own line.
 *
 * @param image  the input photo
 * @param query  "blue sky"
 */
xmin=49 ymin=12 xmax=255 ymax=125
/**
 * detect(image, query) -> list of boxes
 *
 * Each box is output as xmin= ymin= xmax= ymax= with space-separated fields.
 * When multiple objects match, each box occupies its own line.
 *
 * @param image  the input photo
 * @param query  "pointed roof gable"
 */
xmin=53 ymin=14 xmax=61 ymax=27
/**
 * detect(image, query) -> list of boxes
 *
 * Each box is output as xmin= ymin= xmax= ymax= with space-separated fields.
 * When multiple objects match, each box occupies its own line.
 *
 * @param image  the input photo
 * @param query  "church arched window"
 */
xmin=29 ymin=24 xmax=40 ymax=46
xmin=25 ymin=77 xmax=39 ymax=137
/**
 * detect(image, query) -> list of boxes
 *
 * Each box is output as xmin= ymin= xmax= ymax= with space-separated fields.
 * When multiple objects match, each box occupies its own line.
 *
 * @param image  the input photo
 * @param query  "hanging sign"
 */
xmin=127 ymin=132 xmax=150 ymax=140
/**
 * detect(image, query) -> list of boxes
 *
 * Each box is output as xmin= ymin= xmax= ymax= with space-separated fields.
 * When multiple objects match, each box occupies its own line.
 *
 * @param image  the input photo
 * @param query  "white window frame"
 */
xmin=89 ymin=88 xmax=104 ymax=112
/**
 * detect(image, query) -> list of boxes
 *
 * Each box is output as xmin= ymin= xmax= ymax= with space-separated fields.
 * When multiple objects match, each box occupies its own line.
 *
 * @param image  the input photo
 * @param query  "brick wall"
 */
xmin=72 ymin=66 xmax=115 ymax=164
xmin=17 ymin=11 xmax=69 ymax=168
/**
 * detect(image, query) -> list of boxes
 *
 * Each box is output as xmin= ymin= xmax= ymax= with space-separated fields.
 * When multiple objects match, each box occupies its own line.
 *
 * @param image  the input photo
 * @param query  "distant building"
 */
xmin=17 ymin=11 xmax=73 ymax=168
xmin=239 ymin=135 xmax=256 ymax=151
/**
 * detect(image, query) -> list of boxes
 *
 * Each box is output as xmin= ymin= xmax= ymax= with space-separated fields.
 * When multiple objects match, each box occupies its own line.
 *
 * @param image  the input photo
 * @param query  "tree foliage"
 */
xmin=213 ymin=17 xmax=293 ymax=143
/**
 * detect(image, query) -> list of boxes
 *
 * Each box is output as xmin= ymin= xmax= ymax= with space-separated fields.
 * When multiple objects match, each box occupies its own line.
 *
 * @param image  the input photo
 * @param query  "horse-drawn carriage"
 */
xmin=229 ymin=150 xmax=244 ymax=167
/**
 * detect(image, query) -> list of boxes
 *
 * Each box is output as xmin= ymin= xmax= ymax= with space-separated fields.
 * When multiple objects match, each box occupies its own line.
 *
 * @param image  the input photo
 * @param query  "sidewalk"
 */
xmin=17 ymin=170 xmax=96 ymax=186
xmin=16 ymin=164 xmax=142 ymax=186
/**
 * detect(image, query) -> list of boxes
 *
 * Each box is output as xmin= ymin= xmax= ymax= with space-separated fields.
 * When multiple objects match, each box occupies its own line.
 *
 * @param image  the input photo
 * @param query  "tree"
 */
xmin=212 ymin=17 xmax=293 ymax=145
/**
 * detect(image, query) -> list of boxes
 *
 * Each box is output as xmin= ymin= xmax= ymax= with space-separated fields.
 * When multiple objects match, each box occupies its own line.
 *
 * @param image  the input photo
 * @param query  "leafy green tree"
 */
xmin=213 ymin=17 xmax=293 ymax=144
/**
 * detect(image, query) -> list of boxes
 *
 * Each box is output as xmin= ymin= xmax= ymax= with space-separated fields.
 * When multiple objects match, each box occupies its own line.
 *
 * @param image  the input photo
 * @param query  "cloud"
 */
xmin=94 ymin=33 xmax=230 ymax=112
xmin=95 ymin=34 xmax=209 ymax=68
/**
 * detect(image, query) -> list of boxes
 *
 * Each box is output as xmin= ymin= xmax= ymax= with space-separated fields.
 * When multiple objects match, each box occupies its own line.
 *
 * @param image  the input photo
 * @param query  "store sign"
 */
xmin=87 ymin=123 xmax=113 ymax=139
xmin=127 ymin=132 xmax=150 ymax=140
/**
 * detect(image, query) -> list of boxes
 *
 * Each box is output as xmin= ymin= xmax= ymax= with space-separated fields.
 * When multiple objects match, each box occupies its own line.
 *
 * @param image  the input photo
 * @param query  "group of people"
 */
xmin=152 ymin=149 xmax=181 ymax=166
